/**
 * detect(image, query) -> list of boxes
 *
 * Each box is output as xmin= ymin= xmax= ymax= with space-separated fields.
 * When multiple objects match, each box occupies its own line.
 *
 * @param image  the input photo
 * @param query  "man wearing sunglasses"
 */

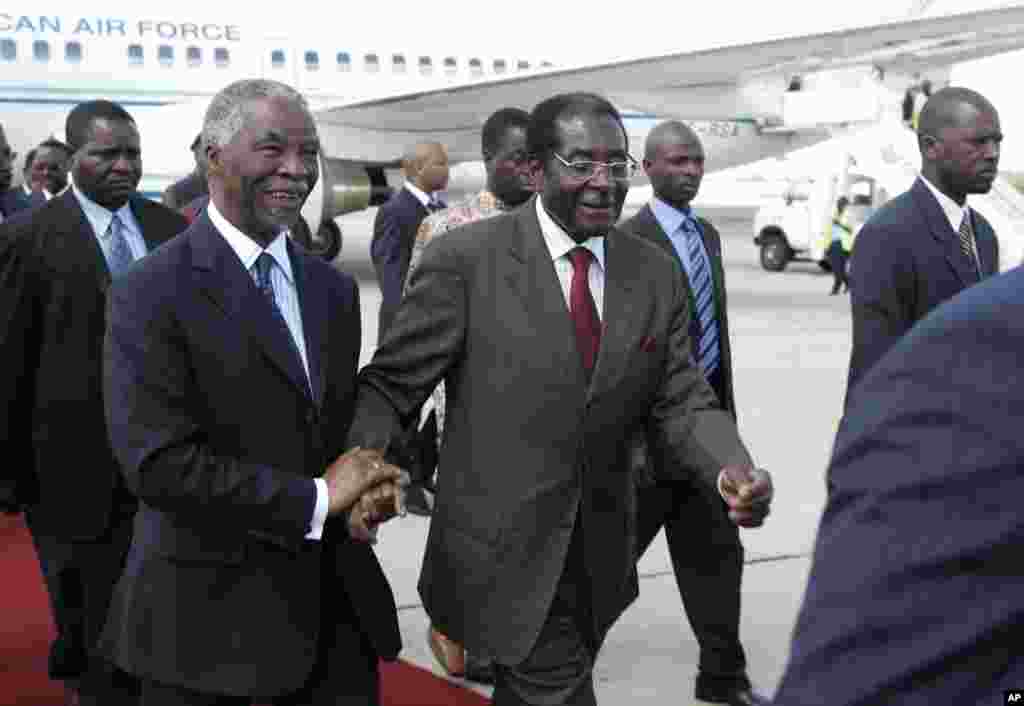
xmin=347 ymin=92 xmax=772 ymax=705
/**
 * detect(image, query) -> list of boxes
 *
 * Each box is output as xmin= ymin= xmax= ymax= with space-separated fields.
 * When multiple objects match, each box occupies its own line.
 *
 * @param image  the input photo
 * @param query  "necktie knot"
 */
xmin=569 ymin=246 xmax=594 ymax=271
xmin=255 ymin=252 xmax=275 ymax=285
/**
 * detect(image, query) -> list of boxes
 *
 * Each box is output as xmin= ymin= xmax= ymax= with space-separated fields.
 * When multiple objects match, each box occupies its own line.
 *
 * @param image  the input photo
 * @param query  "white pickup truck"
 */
xmin=753 ymin=173 xmax=883 ymax=272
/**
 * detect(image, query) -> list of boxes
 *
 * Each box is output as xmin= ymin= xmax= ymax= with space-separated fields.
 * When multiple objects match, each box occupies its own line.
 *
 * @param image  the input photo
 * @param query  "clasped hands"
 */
xmin=718 ymin=465 xmax=773 ymax=528
xmin=322 ymin=447 xmax=411 ymax=543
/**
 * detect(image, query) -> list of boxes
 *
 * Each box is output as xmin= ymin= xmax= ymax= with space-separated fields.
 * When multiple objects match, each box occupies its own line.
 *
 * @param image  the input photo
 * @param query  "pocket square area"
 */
xmin=639 ymin=336 xmax=658 ymax=352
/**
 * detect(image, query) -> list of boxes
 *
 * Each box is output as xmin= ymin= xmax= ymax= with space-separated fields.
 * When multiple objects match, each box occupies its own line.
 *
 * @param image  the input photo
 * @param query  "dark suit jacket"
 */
xmin=349 ymin=196 xmax=751 ymax=664
xmin=774 ymin=264 xmax=1024 ymax=706
xmin=846 ymin=177 xmax=998 ymax=394
xmin=0 ymin=190 xmax=187 ymax=536
xmin=0 ymin=186 xmax=33 ymax=219
xmin=99 ymin=213 xmax=400 ymax=697
xmin=371 ymin=186 xmax=429 ymax=335
xmin=620 ymin=204 xmax=736 ymax=417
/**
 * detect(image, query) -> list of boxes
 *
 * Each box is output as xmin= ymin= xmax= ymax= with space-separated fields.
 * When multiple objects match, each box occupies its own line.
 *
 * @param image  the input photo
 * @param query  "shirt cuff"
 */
xmin=717 ymin=469 xmax=729 ymax=501
xmin=306 ymin=478 xmax=329 ymax=540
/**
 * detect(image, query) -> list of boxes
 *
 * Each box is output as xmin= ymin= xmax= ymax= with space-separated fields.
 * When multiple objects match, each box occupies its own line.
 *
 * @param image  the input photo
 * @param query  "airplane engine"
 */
xmin=302 ymin=156 xmax=394 ymax=260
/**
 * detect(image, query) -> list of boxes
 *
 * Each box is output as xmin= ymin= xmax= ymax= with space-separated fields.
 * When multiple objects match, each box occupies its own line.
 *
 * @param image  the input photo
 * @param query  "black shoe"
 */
xmin=404 ymin=485 xmax=435 ymax=516
xmin=696 ymin=674 xmax=768 ymax=706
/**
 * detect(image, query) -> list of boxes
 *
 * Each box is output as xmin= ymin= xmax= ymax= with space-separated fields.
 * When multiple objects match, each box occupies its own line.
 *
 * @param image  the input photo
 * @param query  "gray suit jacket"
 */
xmin=349 ymin=196 xmax=751 ymax=664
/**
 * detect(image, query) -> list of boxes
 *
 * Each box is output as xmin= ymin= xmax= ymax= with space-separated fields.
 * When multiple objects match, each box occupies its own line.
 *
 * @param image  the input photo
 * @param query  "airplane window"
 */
xmin=493 ymin=59 xmax=507 ymax=74
xmin=214 ymin=47 xmax=229 ymax=67
xmin=158 ymin=45 xmax=174 ymax=66
xmin=336 ymin=51 xmax=351 ymax=71
xmin=0 ymin=39 xmax=15 ymax=62
xmin=305 ymin=50 xmax=319 ymax=71
xmin=443 ymin=56 xmax=457 ymax=75
xmin=392 ymin=54 xmax=406 ymax=73
xmin=419 ymin=56 xmax=432 ymax=75
xmin=365 ymin=53 xmax=379 ymax=73
xmin=127 ymin=44 xmax=144 ymax=65
xmin=271 ymin=49 xmax=286 ymax=69
xmin=187 ymin=46 xmax=201 ymax=67
xmin=33 ymin=40 xmax=50 ymax=63
xmin=65 ymin=41 xmax=83 ymax=64
xmin=517 ymin=60 xmax=529 ymax=70
xmin=469 ymin=57 xmax=482 ymax=76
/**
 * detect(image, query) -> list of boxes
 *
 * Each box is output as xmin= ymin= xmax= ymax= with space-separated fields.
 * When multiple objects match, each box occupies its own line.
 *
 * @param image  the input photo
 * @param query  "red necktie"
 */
xmin=569 ymin=247 xmax=601 ymax=377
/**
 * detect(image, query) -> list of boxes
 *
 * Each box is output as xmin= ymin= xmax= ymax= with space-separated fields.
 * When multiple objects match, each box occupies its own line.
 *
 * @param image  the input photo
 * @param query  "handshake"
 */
xmin=321 ymin=447 xmax=411 ymax=543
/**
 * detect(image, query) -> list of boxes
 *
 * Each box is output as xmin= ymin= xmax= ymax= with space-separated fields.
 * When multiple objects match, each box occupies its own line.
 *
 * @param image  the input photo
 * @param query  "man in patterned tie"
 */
xmin=0 ymin=100 xmax=188 ymax=706
xmin=845 ymin=86 xmax=1001 ymax=396
xmin=347 ymin=93 xmax=772 ymax=706
xmin=620 ymin=121 xmax=764 ymax=706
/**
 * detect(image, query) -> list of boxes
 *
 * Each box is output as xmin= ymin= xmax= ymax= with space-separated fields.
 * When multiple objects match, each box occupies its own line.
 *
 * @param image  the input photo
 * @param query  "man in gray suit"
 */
xmin=347 ymin=93 xmax=773 ymax=706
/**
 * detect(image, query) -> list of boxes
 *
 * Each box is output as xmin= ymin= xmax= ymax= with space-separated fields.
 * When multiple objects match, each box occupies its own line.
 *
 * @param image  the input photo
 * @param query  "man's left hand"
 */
xmin=718 ymin=465 xmax=772 ymax=528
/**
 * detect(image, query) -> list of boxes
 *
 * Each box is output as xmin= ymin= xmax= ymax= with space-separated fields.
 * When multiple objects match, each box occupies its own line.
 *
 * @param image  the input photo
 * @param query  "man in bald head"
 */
xmin=620 ymin=120 xmax=765 ymax=706
xmin=845 ymin=86 xmax=1002 ymax=397
xmin=371 ymin=141 xmax=449 ymax=336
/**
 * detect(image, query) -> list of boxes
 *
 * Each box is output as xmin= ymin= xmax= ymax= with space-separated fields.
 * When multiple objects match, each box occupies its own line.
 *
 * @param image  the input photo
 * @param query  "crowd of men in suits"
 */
xmin=0 ymin=76 xmax=1018 ymax=706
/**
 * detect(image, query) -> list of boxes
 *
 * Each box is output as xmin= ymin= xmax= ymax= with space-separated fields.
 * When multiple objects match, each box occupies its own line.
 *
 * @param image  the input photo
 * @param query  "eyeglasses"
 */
xmin=551 ymin=152 xmax=637 ymax=182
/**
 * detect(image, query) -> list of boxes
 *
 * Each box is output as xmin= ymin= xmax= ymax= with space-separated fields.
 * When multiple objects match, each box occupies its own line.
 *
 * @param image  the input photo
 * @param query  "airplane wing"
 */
xmin=315 ymin=4 xmax=1024 ymax=162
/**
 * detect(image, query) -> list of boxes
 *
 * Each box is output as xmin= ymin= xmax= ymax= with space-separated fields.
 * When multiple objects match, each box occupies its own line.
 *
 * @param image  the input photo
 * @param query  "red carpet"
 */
xmin=0 ymin=515 xmax=489 ymax=706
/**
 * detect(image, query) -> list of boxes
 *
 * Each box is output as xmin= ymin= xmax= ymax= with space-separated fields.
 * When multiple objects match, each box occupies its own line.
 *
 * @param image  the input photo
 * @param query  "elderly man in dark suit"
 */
xmin=370 ymin=140 xmax=449 ymax=336
xmin=0 ymin=100 xmax=188 ymax=706
xmin=846 ymin=86 xmax=1001 ymax=394
xmin=774 ymin=263 xmax=1024 ymax=706
xmin=620 ymin=121 xmax=763 ymax=706
xmin=348 ymin=92 xmax=773 ymax=706
xmin=100 ymin=79 xmax=406 ymax=706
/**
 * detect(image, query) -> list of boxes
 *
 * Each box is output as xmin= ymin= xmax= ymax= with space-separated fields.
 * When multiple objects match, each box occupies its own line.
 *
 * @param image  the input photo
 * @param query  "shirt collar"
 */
xmin=918 ymin=174 xmax=969 ymax=232
xmin=404 ymin=181 xmax=433 ymax=209
xmin=535 ymin=196 xmax=605 ymax=272
xmin=650 ymin=196 xmax=695 ymax=236
xmin=72 ymin=184 xmax=136 ymax=238
xmin=207 ymin=200 xmax=294 ymax=284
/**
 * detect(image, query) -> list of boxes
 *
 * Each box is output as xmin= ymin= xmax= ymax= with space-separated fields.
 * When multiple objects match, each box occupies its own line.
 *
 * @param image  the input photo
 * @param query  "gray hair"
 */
xmin=202 ymin=79 xmax=309 ymax=148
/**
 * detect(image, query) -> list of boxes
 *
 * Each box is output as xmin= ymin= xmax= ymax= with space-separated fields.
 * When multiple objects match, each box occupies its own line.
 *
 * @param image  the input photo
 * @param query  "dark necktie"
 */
xmin=958 ymin=212 xmax=980 ymax=277
xmin=428 ymin=199 xmax=445 ymax=213
xmin=107 ymin=213 xmax=135 ymax=278
xmin=569 ymin=247 xmax=601 ymax=378
xmin=254 ymin=252 xmax=310 ymax=392
xmin=681 ymin=217 xmax=720 ymax=377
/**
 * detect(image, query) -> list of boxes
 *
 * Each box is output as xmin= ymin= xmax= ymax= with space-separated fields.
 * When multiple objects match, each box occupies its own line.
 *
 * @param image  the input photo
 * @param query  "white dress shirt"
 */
xmin=403 ymin=180 xmax=444 ymax=209
xmin=208 ymin=201 xmax=328 ymax=541
xmin=918 ymin=174 xmax=980 ymax=268
xmin=73 ymin=185 xmax=148 ymax=265
xmin=535 ymin=197 xmax=605 ymax=320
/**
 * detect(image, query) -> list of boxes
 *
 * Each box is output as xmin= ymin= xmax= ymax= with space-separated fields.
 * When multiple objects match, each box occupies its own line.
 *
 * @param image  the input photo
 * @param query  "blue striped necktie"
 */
xmin=107 ymin=213 xmax=135 ymax=277
xmin=254 ymin=252 xmax=309 ymax=391
xmin=681 ymin=217 xmax=720 ymax=377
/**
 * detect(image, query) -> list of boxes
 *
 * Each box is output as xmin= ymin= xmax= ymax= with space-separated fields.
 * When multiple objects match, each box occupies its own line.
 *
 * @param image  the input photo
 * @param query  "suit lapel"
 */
xmin=53 ymin=191 xmax=113 ymax=292
xmin=588 ymin=231 xmax=640 ymax=403
xmin=972 ymin=211 xmax=999 ymax=277
xmin=505 ymin=199 xmax=586 ymax=389
xmin=913 ymin=178 xmax=978 ymax=287
xmin=289 ymin=241 xmax=326 ymax=406
xmin=191 ymin=214 xmax=312 ymax=401
xmin=129 ymin=195 xmax=172 ymax=253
